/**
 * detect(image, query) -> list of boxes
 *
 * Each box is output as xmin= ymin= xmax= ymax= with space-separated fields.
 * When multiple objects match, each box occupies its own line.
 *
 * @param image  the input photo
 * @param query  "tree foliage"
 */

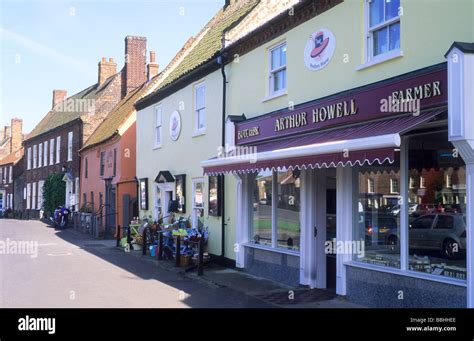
xmin=43 ymin=172 xmax=66 ymax=213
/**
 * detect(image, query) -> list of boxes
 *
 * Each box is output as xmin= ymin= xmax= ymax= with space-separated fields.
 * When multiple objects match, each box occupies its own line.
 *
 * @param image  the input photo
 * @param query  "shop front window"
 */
xmin=252 ymin=171 xmax=273 ymax=247
xmin=354 ymin=158 xmax=401 ymax=268
xmin=276 ymin=170 xmax=301 ymax=250
xmin=251 ymin=169 xmax=300 ymax=251
xmin=408 ymin=132 xmax=466 ymax=280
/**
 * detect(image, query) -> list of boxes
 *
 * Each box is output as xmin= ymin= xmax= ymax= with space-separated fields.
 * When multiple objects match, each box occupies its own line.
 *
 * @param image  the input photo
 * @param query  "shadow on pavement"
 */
xmin=51 ymin=225 xmax=273 ymax=308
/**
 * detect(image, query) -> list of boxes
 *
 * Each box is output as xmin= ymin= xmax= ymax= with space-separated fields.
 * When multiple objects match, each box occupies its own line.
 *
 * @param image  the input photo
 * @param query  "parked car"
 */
xmin=387 ymin=213 xmax=466 ymax=259
xmin=362 ymin=213 xmax=399 ymax=246
xmin=443 ymin=204 xmax=463 ymax=214
xmin=415 ymin=204 xmax=437 ymax=216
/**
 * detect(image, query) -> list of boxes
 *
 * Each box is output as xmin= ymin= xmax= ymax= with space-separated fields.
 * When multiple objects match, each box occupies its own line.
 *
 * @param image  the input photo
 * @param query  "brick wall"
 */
xmin=23 ymin=121 xmax=82 ymax=215
xmin=10 ymin=118 xmax=23 ymax=153
xmin=81 ymin=73 xmax=122 ymax=142
xmin=123 ymin=36 xmax=147 ymax=97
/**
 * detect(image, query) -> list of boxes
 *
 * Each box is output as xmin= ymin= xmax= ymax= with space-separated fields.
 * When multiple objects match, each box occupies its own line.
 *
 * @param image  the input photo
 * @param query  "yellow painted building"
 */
xmin=201 ymin=0 xmax=474 ymax=307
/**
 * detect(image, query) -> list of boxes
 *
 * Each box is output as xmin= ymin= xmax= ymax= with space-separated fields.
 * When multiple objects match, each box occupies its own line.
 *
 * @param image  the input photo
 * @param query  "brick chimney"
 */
xmin=123 ymin=36 xmax=147 ymax=97
xmin=147 ymin=51 xmax=159 ymax=81
xmin=98 ymin=57 xmax=117 ymax=85
xmin=52 ymin=89 xmax=67 ymax=109
xmin=3 ymin=126 xmax=11 ymax=141
xmin=10 ymin=118 xmax=22 ymax=153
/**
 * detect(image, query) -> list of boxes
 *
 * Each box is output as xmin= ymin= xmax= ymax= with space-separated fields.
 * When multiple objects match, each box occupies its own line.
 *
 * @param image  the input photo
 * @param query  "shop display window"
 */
xmin=251 ymin=169 xmax=301 ymax=251
xmin=407 ymin=132 xmax=466 ymax=280
xmin=355 ymin=159 xmax=401 ymax=268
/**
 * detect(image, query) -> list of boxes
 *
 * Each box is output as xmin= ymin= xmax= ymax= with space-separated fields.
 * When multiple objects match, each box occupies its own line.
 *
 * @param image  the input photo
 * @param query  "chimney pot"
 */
xmin=147 ymin=50 xmax=159 ymax=81
xmin=52 ymin=90 xmax=68 ymax=109
xmin=4 ymin=126 xmax=11 ymax=140
xmin=98 ymin=57 xmax=117 ymax=85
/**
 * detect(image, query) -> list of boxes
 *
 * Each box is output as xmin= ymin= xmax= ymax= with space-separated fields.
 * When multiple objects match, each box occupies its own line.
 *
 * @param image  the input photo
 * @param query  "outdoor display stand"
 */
xmin=118 ymin=216 xmax=210 ymax=276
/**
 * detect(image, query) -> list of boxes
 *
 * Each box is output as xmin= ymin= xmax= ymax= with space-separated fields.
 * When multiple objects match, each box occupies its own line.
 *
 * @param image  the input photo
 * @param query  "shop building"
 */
xmin=201 ymin=0 xmax=473 ymax=307
xmin=135 ymin=0 xmax=296 ymax=260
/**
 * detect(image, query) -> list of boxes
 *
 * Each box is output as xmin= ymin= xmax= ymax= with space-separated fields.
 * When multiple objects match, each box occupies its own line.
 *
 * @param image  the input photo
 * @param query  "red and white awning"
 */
xmin=202 ymin=109 xmax=445 ymax=175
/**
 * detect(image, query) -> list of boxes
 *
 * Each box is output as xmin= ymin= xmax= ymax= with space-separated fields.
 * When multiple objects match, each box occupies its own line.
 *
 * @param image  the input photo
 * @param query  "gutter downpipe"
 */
xmin=218 ymin=30 xmax=228 ymax=259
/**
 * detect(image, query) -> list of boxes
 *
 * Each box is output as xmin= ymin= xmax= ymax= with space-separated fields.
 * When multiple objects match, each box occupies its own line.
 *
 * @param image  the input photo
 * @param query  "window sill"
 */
xmin=192 ymin=131 xmax=206 ymax=138
xmin=242 ymin=242 xmax=300 ymax=256
xmin=345 ymin=261 xmax=467 ymax=287
xmin=356 ymin=49 xmax=404 ymax=71
xmin=262 ymin=90 xmax=287 ymax=103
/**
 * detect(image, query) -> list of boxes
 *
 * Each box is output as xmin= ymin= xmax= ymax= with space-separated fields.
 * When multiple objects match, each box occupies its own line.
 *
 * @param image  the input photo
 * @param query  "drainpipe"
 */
xmin=218 ymin=31 xmax=229 ymax=259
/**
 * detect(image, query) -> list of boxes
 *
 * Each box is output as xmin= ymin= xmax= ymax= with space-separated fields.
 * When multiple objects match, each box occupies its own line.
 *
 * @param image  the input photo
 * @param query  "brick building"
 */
xmin=0 ymin=118 xmax=23 ymax=161
xmin=0 ymin=148 xmax=24 ymax=213
xmin=79 ymin=37 xmax=156 ymax=237
xmin=21 ymin=36 xmax=147 ymax=218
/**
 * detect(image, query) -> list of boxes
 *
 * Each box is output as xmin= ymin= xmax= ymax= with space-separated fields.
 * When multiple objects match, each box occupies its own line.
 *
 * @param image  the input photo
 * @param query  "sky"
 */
xmin=0 ymin=0 xmax=223 ymax=133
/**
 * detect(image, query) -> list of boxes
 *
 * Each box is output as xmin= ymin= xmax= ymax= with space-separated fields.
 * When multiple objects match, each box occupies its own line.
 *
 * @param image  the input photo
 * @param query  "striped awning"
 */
xmin=202 ymin=108 xmax=445 ymax=175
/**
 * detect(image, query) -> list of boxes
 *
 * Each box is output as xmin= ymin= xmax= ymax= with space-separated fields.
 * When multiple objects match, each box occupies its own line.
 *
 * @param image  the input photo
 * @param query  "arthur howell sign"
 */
xmin=236 ymin=66 xmax=447 ymax=145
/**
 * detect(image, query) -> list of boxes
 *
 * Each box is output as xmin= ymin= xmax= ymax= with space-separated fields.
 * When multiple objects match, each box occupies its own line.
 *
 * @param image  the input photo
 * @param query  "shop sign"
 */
xmin=304 ymin=29 xmax=336 ymax=71
xmin=169 ymin=110 xmax=181 ymax=141
xmin=236 ymin=67 xmax=447 ymax=145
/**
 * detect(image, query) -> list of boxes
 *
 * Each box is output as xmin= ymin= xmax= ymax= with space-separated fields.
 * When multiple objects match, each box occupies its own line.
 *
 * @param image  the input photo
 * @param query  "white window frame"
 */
xmin=420 ymin=176 xmax=426 ymax=188
xmin=154 ymin=105 xmax=162 ymax=148
xmin=31 ymin=182 xmax=36 ymax=210
xmin=38 ymin=142 xmax=43 ymax=168
xmin=446 ymin=174 xmax=452 ymax=188
xmin=409 ymin=176 xmax=415 ymax=189
xmin=359 ymin=0 xmax=402 ymax=70
xmin=268 ymin=42 xmax=287 ymax=97
xmin=192 ymin=178 xmax=205 ymax=229
xmin=32 ymin=145 xmax=37 ymax=169
xmin=43 ymin=140 xmax=48 ymax=167
xmin=367 ymin=178 xmax=375 ymax=193
xmin=49 ymin=138 xmax=54 ymax=165
xmin=390 ymin=178 xmax=399 ymax=194
xmin=74 ymin=177 xmax=79 ymax=211
xmin=67 ymin=132 xmax=73 ymax=161
xmin=194 ymin=82 xmax=206 ymax=135
xmin=9 ymin=166 xmax=12 ymax=183
xmin=27 ymin=147 xmax=32 ymax=170
xmin=38 ymin=180 xmax=45 ymax=209
xmin=56 ymin=136 xmax=61 ymax=164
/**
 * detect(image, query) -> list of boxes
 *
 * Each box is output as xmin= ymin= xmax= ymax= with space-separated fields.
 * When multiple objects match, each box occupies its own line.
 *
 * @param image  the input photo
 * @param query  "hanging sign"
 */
xmin=304 ymin=28 xmax=336 ymax=71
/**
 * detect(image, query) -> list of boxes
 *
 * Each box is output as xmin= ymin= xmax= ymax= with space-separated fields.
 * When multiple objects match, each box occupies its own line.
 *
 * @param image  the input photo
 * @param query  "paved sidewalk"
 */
xmin=69 ymin=227 xmax=365 ymax=308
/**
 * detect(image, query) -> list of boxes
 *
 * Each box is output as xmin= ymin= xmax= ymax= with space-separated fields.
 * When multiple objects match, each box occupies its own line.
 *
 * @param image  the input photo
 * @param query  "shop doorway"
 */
xmin=313 ymin=169 xmax=337 ymax=290
xmin=326 ymin=175 xmax=337 ymax=290
xmin=104 ymin=179 xmax=116 ymax=238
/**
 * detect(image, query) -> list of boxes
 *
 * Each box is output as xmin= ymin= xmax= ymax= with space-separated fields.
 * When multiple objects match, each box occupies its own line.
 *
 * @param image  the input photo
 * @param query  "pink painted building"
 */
xmin=79 ymin=36 xmax=160 ymax=235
